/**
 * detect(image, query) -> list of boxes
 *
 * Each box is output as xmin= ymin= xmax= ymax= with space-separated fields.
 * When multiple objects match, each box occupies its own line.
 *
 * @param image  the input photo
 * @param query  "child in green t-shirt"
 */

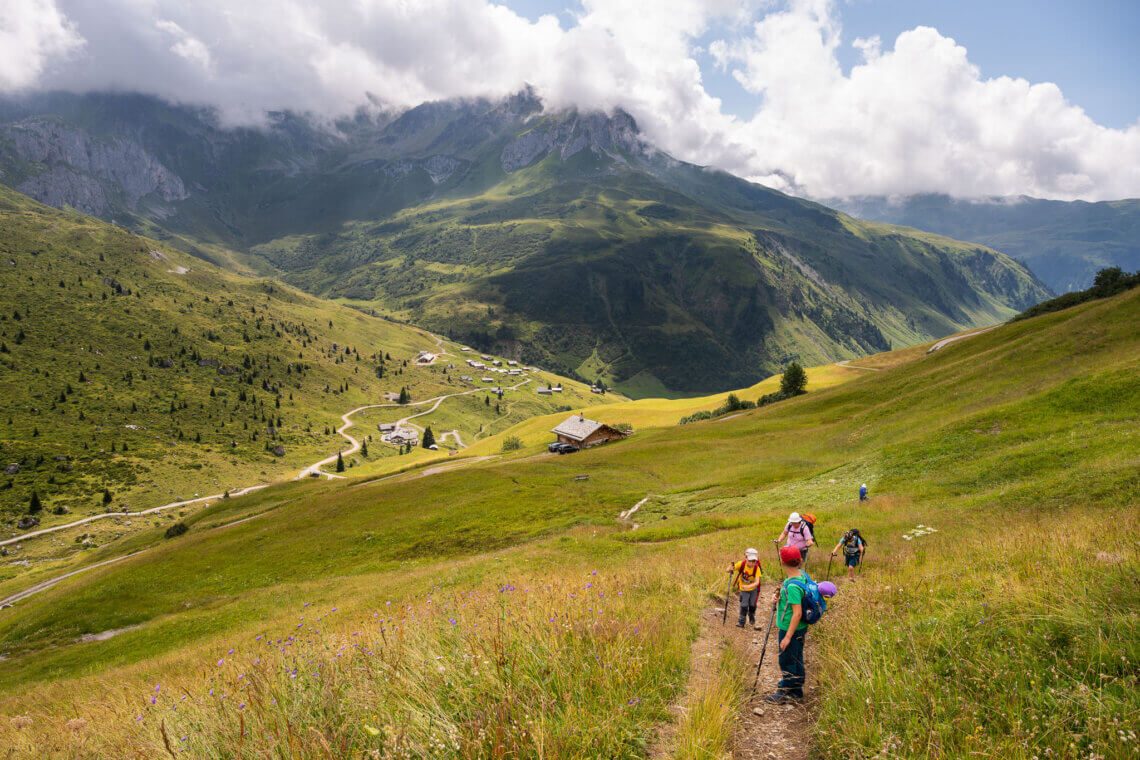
xmin=764 ymin=545 xmax=810 ymax=703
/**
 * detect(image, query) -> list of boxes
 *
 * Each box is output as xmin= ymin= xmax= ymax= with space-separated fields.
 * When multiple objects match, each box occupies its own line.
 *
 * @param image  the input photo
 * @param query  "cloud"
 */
xmin=2 ymin=0 xmax=1138 ymax=201
xmin=0 ymin=0 xmax=83 ymax=89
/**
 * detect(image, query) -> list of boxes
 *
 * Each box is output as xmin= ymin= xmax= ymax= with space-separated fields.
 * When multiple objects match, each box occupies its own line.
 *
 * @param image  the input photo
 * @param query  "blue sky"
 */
xmin=505 ymin=0 xmax=1140 ymax=128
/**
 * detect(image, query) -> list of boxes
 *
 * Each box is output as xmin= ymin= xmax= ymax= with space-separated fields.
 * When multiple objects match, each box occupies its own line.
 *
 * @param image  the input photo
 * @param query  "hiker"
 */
xmin=831 ymin=528 xmax=867 ymax=582
xmin=859 ymin=483 xmax=868 ymax=501
xmin=778 ymin=511 xmax=815 ymax=561
xmin=728 ymin=547 xmax=763 ymax=628
xmin=766 ymin=545 xmax=810 ymax=703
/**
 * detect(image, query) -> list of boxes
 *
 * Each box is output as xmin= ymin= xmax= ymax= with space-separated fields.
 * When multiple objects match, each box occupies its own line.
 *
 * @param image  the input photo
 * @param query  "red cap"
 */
xmin=779 ymin=546 xmax=802 ymax=566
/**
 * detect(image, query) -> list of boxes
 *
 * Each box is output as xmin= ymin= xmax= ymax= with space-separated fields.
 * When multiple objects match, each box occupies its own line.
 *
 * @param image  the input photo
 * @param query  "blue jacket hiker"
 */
xmin=765 ymin=545 xmax=810 ymax=703
xmin=728 ymin=547 xmax=762 ymax=628
xmin=859 ymin=483 xmax=868 ymax=501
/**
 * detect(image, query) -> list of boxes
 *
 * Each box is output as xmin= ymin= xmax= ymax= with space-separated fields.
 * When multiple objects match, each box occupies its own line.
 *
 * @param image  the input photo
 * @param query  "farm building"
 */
xmin=551 ymin=414 xmax=627 ymax=448
xmin=378 ymin=423 xmax=396 ymax=433
xmin=537 ymin=387 xmax=553 ymax=395
xmin=416 ymin=351 xmax=437 ymax=364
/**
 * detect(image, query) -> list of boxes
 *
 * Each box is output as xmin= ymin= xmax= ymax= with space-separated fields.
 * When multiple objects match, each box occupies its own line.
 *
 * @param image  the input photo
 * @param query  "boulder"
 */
xmin=271 ymin=444 xmax=286 ymax=457
xmin=4 ymin=463 xmax=19 ymax=475
xmin=16 ymin=515 xmax=40 ymax=530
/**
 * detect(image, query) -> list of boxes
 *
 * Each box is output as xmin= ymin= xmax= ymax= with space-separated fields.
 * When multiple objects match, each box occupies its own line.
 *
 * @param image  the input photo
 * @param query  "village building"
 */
xmin=383 ymin=392 xmax=401 ymax=402
xmin=386 ymin=427 xmax=419 ymax=446
xmin=537 ymin=386 xmax=553 ymax=395
xmin=551 ymin=414 xmax=628 ymax=448
xmin=482 ymin=377 xmax=494 ymax=383
xmin=508 ymin=369 xmax=522 ymax=375
xmin=507 ymin=360 xmax=518 ymax=366
xmin=416 ymin=351 xmax=437 ymax=364
xmin=492 ymin=360 xmax=502 ymax=366
xmin=377 ymin=423 xmax=397 ymax=433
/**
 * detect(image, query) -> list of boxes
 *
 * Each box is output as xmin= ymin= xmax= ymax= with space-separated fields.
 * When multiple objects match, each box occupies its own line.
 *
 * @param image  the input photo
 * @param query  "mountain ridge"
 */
xmin=0 ymin=91 xmax=1051 ymax=394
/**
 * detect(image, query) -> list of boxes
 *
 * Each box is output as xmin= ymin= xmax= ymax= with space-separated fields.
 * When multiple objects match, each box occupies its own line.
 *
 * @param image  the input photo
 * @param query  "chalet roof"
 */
xmin=551 ymin=415 xmax=606 ymax=442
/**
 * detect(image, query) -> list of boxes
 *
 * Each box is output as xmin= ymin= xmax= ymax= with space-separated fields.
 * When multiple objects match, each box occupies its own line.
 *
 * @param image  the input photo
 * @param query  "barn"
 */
xmin=551 ymin=414 xmax=627 ymax=448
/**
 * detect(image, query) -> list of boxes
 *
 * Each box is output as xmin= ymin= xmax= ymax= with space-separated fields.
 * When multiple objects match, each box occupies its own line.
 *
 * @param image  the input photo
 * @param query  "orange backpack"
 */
xmin=801 ymin=512 xmax=817 ymax=537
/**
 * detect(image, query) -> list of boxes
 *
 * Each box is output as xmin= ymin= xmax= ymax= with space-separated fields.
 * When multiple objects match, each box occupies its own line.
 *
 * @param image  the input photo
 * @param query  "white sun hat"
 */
xmin=745 ymin=547 xmax=759 ymax=559
xmin=788 ymin=512 xmax=801 ymax=523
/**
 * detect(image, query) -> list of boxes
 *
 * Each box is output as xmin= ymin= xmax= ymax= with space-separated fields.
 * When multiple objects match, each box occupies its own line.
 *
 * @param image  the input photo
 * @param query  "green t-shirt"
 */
xmin=777 ymin=574 xmax=808 ymax=631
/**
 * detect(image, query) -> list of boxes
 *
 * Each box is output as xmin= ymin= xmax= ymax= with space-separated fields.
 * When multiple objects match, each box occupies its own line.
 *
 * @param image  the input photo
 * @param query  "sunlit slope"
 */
xmin=1 ymin=286 xmax=1134 ymax=690
xmin=0 ymin=183 xmax=606 ymax=542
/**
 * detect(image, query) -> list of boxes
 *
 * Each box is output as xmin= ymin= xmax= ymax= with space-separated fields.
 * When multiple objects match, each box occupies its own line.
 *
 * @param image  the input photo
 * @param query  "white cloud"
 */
xmin=2 ymin=0 xmax=1137 ymax=201
xmin=0 ymin=0 xmax=83 ymax=90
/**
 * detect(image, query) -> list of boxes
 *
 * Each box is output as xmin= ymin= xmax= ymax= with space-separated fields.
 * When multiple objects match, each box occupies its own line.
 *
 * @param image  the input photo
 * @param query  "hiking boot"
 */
xmin=762 ymin=692 xmax=791 ymax=704
xmin=735 ymin=621 xmax=746 ymax=628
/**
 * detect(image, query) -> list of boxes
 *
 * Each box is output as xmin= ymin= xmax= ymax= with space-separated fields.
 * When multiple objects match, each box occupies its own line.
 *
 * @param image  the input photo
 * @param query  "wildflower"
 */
xmin=227 ymin=649 xmax=234 ymax=655
xmin=154 ymin=684 xmax=161 ymax=692
xmin=628 ymin=698 xmax=641 ymax=705
xmin=66 ymin=718 xmax=87 ymax=732
xmin=217 ymin=659 xmax=225 ymax=667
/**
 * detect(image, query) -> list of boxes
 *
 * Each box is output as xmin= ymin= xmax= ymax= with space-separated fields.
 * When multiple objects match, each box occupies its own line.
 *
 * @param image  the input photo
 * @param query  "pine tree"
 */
xmin=102 ymin=488 xmax=113 ymax=505
xmin=336 ymin=452 xmax=345 ymax=473
xmin=780 ymin=362 xmax=808 ymax=396
xmin=360 ymin=440 xmax=369 ymax=457
xmin=398 ymin=387 xmax=410 ymax=405
xmin=78 ymin=370 xmax=87 ymax=383
xmin=422 ymin=426 xmax=436 ymax=449
xmin=29 ymin=491 xmax=42 ymax=514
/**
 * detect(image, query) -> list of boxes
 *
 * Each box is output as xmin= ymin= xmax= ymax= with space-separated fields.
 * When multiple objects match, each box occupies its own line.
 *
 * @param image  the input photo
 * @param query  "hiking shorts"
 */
xmin=845 ymin=553 xmax=861 ymax=568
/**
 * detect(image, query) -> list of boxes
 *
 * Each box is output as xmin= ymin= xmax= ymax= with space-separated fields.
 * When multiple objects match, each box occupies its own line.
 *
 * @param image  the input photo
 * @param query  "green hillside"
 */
xmin=1 ymin=284 xmax=1134 ymax=759
xmin=0 ymin=93 xmax=1051 ymax=395
xmin=0 ymin=184 xmax=612 ymax=557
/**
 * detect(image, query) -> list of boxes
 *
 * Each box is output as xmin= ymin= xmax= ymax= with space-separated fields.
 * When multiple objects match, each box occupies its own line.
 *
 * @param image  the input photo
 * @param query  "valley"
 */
xmin=0 ymin=185 xmax=613 ymax=584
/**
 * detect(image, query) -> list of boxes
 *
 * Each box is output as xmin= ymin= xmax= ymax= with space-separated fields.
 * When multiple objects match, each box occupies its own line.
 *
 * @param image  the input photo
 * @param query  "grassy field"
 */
xmin=0 ymin=287 xmax=1136 ymax=758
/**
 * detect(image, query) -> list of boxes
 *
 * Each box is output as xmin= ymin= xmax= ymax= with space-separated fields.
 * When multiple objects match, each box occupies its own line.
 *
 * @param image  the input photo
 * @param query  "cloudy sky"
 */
xmin=1 ymin=0 xmax=1138 ymax=201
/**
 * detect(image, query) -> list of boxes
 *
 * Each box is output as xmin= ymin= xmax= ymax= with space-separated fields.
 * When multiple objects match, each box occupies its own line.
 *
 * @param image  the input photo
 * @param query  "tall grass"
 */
xmin=814 ymin=508 xmax=1139 ymax=760
xmin=1 ymin=569 xmax=696 ymax=759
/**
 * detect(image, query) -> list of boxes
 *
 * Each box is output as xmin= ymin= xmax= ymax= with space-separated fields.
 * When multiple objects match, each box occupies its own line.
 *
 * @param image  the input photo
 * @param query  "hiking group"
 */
xmin=726 ymin=507 xmax=868 ymax=704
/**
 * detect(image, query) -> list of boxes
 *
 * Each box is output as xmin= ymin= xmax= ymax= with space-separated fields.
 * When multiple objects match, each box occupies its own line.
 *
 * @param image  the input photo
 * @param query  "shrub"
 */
xmin=501 ymin=435 xmax=523 ymax=452
xmin=164 ymin=522 xmax=188 ymax=539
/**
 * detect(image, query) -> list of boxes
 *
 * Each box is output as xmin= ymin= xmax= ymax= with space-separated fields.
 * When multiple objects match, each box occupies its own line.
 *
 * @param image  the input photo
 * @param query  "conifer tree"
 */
xmin=422 ymin=427 xmax=436 ymax=449
xmin=336 ymin=452 xmax=345 ymax=473
xmin=29 ymin=491 xmax=42 ymax=514
xmin=102 ymin=488 xmax=113 ymax=505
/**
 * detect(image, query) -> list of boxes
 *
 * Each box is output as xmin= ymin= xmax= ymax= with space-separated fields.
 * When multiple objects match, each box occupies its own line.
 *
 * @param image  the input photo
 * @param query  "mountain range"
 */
xmin=830 ymin=194 xmax=1140 ymax=294
xmin=0 ymin=91 xmax=1051 ymax=395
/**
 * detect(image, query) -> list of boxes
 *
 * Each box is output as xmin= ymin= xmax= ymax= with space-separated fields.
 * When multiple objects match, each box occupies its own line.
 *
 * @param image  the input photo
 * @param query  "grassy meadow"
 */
xmin=0 ymin=286 xmax=1136 ymax=758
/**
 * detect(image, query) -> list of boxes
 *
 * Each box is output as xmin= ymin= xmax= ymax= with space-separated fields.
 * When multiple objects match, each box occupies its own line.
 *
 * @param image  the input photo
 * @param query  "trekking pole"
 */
xmin=721 ymin=568 xmax=737 ymax=626
xmin=826 ymin=553 xmax=834 ymax=582
xmin=749 ymin=595 xmax=779 ymax=696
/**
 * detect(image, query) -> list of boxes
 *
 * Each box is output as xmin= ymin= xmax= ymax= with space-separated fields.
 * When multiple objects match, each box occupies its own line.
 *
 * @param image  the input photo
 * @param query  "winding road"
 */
xmin=297 ymin=378 xmax=531 ymax=479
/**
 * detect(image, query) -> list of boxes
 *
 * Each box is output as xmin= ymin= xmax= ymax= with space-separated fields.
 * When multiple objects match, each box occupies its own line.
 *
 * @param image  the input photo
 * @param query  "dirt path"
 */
xmin=712 ymin=584 xmax=816 ymax=760
xmin=297 ymin=379 xmax=530 ymax=479
xmin=835 ymin=359 xmax=881 ymax=371
xmin=0 ymin=508 xmax=274 ymax=608
xmin=0 ymin=484 xmax=268 ymax=549
xmin=927 ymin=324 xmax=1000 ymax=354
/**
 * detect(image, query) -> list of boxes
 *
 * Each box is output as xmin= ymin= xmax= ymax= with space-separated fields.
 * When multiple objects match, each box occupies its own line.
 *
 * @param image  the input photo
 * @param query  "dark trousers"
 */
xmin=776 ymin=627 xmax=807 ymax=698
xmin=738 ymin=588 xmax=758 ymax=625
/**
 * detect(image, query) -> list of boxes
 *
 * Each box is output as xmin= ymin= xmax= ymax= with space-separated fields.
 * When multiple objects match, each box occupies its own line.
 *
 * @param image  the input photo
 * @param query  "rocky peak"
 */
xmin=500 ymin=106 xmax=644 ymax=173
